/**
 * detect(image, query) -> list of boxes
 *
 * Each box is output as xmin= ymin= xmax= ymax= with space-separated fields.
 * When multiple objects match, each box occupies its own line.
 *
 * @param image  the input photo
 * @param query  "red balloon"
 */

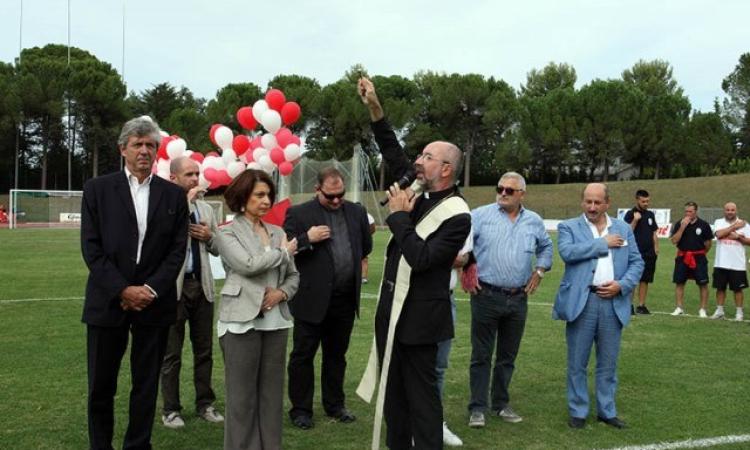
xmin=249 ymin=135 xmax=263 ymax=150
xmin=209 ymin=124 xmax=222 ymax=146
xmin=270 ymin=147 xmax=286 ymax=165
xmin=275 ymin=128 xmax=293 ymax=148
xmin=206 ymin=151 xmax=220 ymax=158
xmin=217 ymin=170 xmax=233 ymax=186
xmin=203 ymin=167 xmax=219 ymax=182
xmin=232 ymin=135 xmax=251 ymax=155
xmin=236 ymin=106 xmax=257 ymax=130
xmin=278 ymin=161 xmax=294 ymax=176
xmin=265 ymin=89 xmax=286 ymax=112
xmin=189 ymin=152 xmax=205 ymax=163
xmin=157 ymin=136 xmax=173 ymax=160
xmin=280 ymin=102 xmax=301 ymax=125
xmin=290 ymin=135 xmax=301 ymax=146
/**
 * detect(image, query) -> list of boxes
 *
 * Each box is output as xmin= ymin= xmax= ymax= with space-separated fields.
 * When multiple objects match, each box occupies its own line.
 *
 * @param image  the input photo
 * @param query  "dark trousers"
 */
xmin=468 ymin=288 xmax=528 ymax=413
xmin=287 ymin=294 xmax=355 ymax=418
xmin=384 ymin=341 xmax=442 ymax=450
xmin=87 ymin=322 xmax=170 ymax=450
xmin=160 ymin=279 xmax=216 ymax=415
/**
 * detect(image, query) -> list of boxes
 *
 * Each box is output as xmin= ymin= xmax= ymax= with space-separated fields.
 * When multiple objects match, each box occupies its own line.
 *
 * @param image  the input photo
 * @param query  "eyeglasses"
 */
xmin=320 ymin=190 xmax=346 ymax=201
xmin=496 ymin=186 xmax=523 ymax=195
xmin=417 ymin=152 xmax=451 ymax=165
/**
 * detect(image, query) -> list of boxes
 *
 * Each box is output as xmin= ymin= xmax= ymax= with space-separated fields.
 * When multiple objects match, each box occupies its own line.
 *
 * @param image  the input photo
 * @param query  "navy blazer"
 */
xmin=80 ymin=171 xmax=188 ymax=327
xmin=284 ymin=198 xmax=372 ymax=324
xmin=553 ymin=215 xmax=644 ymax=327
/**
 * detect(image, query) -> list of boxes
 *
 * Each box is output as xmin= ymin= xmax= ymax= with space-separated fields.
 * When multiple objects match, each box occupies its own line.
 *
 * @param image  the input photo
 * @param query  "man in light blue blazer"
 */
xmin=553 ymin=183 xmax=644 ymax=430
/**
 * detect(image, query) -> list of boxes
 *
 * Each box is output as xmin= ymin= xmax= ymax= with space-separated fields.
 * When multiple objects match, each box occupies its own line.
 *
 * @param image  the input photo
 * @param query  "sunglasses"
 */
xmin=496 ymin=186 xmax=523 ymax=195
xmin=320 ymin=190 xmax=346 ymax=201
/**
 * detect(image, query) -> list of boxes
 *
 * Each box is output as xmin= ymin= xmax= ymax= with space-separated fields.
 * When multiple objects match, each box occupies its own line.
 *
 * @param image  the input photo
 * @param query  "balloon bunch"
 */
xmin=150 ymin=89 xmax=304 ymax=191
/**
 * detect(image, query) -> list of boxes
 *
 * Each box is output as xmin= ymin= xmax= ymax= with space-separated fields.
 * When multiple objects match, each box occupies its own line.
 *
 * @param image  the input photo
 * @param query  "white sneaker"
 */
xmin=699 ymin=309 xmax=708 ymax=318
xmin=443 ymin=422 xmax=463 ymax=446
xmin=670 ymin=307 xmax=685 ymax=316
xmin=200 ymin=406 xmax=224 ymax=423
xmin=735 ymin=312 xmax=744 ymax=322
xmin=710 ymin=310 xmax=725 ymax=320
xmin=162 ymin=412 xmax=185 ymax=429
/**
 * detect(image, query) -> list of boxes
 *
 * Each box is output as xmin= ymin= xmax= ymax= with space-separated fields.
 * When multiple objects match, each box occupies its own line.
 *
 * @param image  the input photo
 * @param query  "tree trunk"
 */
xmin=463 ymin=137 xmax=473 ymax=187
xmin=379 ymin=160 xmax=385 ymax=191
xmin=41 ymin=115 xmax=49 ymax=190
xmin=92 ymin=133 xmax=99 ymax=178
xmin=654 ymin=160 xmax=660 ymax=180
xmin=602 ymin=153 xmax=609 ymax=182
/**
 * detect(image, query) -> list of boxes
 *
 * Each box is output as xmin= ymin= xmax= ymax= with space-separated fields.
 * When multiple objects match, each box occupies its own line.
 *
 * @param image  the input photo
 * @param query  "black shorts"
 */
xmin=640 ymin=255 xmax=657 ymax=283
xmin=673 ymin=254 xmax=709 ymax=285
xmin=712 ymin=268 xmax=748 ymax=291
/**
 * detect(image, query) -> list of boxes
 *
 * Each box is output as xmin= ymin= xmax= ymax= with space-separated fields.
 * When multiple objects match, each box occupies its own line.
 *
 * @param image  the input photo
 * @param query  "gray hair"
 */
xmin=117 ymin=116 xmax=162 ymax=148
xmin=499 ymin=171 xmax=526 ymax=191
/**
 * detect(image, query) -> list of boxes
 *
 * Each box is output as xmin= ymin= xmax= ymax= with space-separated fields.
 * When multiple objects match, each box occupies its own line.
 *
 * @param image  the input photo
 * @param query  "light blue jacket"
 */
xmin=553 ymin=215 xmax=644 ymax=327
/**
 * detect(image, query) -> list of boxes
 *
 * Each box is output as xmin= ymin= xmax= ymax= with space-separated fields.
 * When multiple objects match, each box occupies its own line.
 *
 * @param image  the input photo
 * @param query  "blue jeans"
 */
xmin=468 ymin=288 xmax=528 ymax=413
xmin=435 ymin=294 xmax=457 ymax=400
xmin=566 ymin=292 xmax=623 ymax=419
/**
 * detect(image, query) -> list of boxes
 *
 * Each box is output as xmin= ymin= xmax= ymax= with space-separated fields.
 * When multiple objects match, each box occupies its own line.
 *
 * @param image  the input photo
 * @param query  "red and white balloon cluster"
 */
xmin=150 ymin=89 xmax=304 ymax=190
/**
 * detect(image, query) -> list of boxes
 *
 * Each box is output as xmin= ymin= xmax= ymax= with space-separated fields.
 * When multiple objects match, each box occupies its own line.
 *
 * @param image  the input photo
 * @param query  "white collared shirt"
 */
xmin=124 ymin=167 xmax=152 ymax=264
xmin=585 ymin=214 xmax=615 ymax=286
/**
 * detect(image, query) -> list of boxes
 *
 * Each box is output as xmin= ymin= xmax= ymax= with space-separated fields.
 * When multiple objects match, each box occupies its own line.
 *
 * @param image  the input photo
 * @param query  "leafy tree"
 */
xmin=721 ymin=53 xmax=750 ymax=156
xmin=520 ymin=62 xmax=577 ymax=97
xmin=683 ymin=111 xmax=734 ymax=175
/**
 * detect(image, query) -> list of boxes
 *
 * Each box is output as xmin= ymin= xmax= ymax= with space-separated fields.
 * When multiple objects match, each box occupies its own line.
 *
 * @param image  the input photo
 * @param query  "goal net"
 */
xmin=9 ymin=189 xmax=83 ymax=229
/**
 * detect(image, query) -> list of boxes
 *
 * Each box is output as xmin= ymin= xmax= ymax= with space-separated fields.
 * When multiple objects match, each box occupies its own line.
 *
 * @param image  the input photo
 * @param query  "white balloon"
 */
xmin=258 ymin=155 xmax=275 ymax=172
xmin=214 ymin=126 xmax=234 ymax=151
xmin=283 ymin=144 xmax=301 ymax=161
xmin=222 ymin=148 xmax=237 ymax=163
xmin=156 ymin=169 xmax=170 ymax=180
xmin=261 ymin=133 xmax=278 ymax=150
xmin=184 ymin=150 xmax=193 ymax=157
xmin=203 ymin=155 xmax=225 ymax=170
xmin=227 ymin=161 xmax=246 ymax=178
xmin=159 ymin=130 xmax=170 ymax=138
xmin=238 ymin=152 xmax=248 ymax=164
xmin=252 ymin=147 xmax=269 ymax=163
xmin=246 ymin=162 xmax=262 ymax=171
xmin=252 ymin=100 xmax=269 ymax=123
xmin=260 ymin=109 xmax=282 ymax=134
xmin=157 ymin=158 xmax=170 ymax=173
xmin=198 ymin=173 xmax=210 ymax=190
xmin=166 ymin=138 xmax=187 ymax=159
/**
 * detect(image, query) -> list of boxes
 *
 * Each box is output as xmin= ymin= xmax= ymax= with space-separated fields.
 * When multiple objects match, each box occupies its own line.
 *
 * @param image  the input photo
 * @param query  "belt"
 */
xmin=479 ymin=280 xmax=525 ymax=296
xmin=184 ymin=272 xmax=200 ymax=280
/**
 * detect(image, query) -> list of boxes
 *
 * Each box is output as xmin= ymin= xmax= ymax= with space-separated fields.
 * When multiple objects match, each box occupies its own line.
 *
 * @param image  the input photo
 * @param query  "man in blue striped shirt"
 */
xmin=466 ymin=172 xmax=553 ymax=428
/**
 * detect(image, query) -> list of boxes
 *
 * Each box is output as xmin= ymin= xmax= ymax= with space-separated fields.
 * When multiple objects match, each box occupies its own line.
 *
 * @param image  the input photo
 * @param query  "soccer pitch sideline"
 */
xmin=0 ymin=228 xmax=748 ymax=450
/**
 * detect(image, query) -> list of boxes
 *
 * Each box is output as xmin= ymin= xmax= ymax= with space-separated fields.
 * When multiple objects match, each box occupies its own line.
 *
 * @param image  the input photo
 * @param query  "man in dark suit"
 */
xmin=81 ymin=116 xmax=188 ymax=450
xmin=285 ymin=167 xmax=373 ymax=429
xmin=358 ymin=77 xmax=471 ymax=449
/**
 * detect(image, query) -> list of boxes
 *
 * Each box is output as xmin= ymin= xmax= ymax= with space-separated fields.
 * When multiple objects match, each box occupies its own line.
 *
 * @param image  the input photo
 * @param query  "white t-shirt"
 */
xmin=713 ymin=218 xmax=750 ymax=271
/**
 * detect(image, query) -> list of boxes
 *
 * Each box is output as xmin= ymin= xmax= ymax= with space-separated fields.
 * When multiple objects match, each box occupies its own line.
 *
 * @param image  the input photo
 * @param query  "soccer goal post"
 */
xmin=9 ymin=189 xmax=83 ymax=229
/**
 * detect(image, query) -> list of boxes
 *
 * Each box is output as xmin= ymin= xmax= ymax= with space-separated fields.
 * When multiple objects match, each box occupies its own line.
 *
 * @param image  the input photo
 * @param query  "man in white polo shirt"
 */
xmin=710 ymin=202 xmax=750 ymax=321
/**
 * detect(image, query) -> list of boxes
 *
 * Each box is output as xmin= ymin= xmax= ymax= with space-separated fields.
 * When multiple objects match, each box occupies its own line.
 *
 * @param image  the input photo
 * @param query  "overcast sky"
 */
xmin=1 ymin=0 xmax=748 ymax=112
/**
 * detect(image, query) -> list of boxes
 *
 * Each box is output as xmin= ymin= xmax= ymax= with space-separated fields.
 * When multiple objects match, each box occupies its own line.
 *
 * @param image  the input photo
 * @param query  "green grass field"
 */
xmin=1 ymin=228 xmax=749 ymax=449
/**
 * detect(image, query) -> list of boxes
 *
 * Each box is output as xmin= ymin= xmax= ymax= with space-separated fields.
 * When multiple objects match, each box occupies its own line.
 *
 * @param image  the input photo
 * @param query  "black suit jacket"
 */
xmin=284 ymin=199 xmax=373 ymax=324
xmin=80 ymin=171 xmax=189 ymax=327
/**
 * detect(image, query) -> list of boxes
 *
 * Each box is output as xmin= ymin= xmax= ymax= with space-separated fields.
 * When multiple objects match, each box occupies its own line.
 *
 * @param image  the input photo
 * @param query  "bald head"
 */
xmin=170 ymin=157 xmax=201 ymax=192
xmin=581 ymin=183 xmax=610 ymax=225
xmin=416 ymin=141 xmax=463 ymax=192
xmin=724 ymin=202 xmax=738 ymax=221
xmin=582 ymin=183 xmax=609 ymax=202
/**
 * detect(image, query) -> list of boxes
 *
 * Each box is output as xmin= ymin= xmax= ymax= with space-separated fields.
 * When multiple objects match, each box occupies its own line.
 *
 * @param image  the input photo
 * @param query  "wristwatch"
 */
xmin=536 ymin=269 xmax=545 ymax=278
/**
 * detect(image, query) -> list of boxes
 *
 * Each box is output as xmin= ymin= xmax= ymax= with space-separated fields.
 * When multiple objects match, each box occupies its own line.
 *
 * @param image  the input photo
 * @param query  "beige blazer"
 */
xmin=176 ymin=199 xmax=219 ymax=302
xmin=215 ymin=214 xmax=299 ymax=323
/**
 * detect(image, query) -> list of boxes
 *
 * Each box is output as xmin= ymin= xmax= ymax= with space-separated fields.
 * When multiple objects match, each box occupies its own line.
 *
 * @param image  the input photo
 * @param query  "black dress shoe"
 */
xmin=597 ymin=416 xmax=627 ymax=429
xmin=292 ymin=415 xmax=314 ymax=430
xmin=327 ymin=408 xmax=356 ymax=423
xmin=568 ymin=417 xmax=586 ymax=429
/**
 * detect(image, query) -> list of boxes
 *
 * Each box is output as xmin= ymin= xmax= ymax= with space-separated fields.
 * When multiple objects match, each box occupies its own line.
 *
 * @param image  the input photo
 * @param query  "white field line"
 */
xmin=2 ymin=294 xmax=747 ymax=323
xmin=600 ymin=434 xmax=750 ymax=450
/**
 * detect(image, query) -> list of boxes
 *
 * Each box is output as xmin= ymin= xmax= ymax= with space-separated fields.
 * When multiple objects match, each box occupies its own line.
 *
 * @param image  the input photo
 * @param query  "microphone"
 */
xmin=380 ymin=169 xmax=421 ymax=206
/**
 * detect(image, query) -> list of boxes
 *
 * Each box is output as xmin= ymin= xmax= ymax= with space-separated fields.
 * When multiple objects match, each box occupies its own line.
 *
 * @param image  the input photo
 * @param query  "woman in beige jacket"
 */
xmin=215 ymin=169 xmax=298 ymax=450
